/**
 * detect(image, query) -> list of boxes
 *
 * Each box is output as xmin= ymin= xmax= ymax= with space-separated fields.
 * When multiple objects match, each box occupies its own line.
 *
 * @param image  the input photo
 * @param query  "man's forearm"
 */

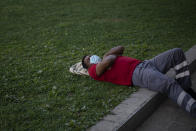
xmin=103 ymin=46 xmax=124 ymax=58
xmin=96 ymin=55 xmax=117 ymax=76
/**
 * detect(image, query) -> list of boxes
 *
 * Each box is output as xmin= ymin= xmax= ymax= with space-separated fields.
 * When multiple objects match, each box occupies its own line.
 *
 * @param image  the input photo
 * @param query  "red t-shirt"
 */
xmin=88 ymin=56 xmax=141 ymax=86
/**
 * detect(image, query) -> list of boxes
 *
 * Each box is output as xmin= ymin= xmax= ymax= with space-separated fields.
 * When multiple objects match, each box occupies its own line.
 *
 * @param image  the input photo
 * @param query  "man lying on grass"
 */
xmin=82 ymin=46 xmax=196 ymax=118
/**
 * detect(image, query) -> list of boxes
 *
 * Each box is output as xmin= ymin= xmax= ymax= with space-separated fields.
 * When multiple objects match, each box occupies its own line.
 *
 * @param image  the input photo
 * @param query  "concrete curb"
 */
xmin=88 ymin=45 xmax=196 ymax=131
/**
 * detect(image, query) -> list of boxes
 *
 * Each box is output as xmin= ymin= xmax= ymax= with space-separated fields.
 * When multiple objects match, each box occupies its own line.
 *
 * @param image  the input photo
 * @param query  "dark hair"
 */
xmin=82 ymin=55 xmax=88 ymax=69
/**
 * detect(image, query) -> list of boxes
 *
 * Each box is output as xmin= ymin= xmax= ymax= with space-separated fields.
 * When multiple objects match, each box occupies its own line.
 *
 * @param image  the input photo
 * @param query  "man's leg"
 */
xmin=149 ymin=48 xmax=186 ymax=73
xmin=149 ymin=48 xmax=196 ymax=99
xmin=132 ymin=64 xmax=196 ymax=117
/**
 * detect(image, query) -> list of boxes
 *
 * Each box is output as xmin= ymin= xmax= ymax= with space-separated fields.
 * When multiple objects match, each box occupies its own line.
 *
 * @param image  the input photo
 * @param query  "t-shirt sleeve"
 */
xmin=88 ymin=64 xmax=97 ymax=79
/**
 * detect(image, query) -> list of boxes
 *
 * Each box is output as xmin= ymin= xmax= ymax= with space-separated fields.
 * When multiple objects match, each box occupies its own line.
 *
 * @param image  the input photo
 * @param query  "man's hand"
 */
xmin=95 ymin=46 xmax=124 ymax=77
xmin=103 ymin=46 xmax=124 ymax=59
xmin=96 ymin=55 xmax=117 ymax=77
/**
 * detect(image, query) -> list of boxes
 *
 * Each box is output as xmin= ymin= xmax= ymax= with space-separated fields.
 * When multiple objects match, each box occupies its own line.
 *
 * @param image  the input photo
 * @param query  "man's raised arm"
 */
xmin=96 ymin=55 xmax=116 ymax=77
xmin=103 ymin=46 xmax=124 ymax=59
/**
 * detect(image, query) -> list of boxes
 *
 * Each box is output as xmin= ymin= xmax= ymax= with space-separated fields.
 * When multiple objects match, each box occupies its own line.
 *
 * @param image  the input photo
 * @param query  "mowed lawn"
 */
xmin=0 ymin=0 xmax=196 ymax=130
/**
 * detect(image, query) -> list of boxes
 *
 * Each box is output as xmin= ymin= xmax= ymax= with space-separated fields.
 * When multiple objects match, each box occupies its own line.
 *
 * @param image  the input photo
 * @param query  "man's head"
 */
xmin=82 ymin=55 xmax=102 ymax=69
xmin=82 ymin=55 xmax=91 ymax=69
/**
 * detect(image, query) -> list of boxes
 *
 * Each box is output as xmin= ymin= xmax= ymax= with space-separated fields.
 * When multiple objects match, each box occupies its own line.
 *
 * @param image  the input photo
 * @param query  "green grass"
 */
xmin=0 ymin=0 xmax=196 ymax=130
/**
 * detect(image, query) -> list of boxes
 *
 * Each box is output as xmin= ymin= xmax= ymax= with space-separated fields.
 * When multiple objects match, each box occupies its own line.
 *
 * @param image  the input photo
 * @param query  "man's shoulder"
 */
xmin=88 ymin=64 xmax=97 ymax=77
xmin=88 ymin=64 xmax=96 ymax=70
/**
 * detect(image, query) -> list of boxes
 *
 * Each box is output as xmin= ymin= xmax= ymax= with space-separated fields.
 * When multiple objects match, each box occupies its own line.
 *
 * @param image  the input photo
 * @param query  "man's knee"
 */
xmin=173 ymin=48 xmax=184 ymax=54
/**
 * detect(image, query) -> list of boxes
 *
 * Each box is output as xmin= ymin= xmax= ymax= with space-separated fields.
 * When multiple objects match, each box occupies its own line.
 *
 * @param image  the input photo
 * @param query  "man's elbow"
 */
xmin=108 ymin=55 xmax=117 ymax=63
xmin=119 ymin=46 xmax=124 ymax=54
xmin=96 ymin=55 xmax=116 ymax=77
xmin=118 ymin=45 xmax=124 ymax=50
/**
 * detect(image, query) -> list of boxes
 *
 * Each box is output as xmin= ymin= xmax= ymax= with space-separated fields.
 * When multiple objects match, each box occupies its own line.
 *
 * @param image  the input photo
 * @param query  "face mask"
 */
xmin=90 ymin=55 xmax=102 ymax=64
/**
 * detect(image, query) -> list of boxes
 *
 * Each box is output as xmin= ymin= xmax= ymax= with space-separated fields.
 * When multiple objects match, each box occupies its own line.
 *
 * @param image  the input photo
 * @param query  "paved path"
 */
xmin=136 ymin=71 xmax=196 ymax=131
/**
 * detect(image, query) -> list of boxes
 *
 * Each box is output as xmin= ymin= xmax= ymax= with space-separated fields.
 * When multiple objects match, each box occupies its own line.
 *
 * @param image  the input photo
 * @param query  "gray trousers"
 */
xmin=132 ymin=48 xmax=196 ymax=117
